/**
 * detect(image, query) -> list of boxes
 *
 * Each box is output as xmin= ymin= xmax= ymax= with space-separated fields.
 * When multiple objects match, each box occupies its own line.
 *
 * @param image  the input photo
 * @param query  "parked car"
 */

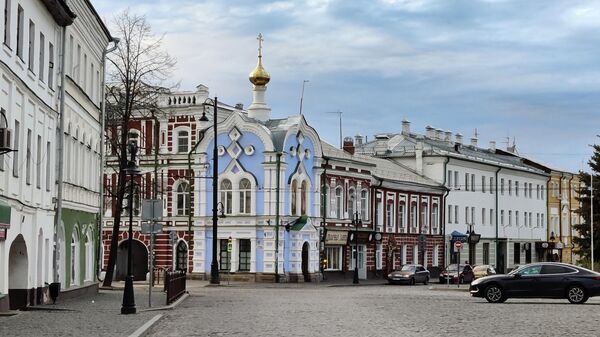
xmin=470 ymin=262 xmax=600 ymax=304
xmin=388 ymin=264 xmax=430 ymax=285
xmin=439 ymin=264 xmax=474 ymax=284
xmin=473 ymin=265 xmax=496 ymax=279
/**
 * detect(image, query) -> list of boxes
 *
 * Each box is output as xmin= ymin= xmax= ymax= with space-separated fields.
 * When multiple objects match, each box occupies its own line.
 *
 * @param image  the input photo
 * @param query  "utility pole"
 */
xmin=299 ymin=80 xmax=309 ymax=116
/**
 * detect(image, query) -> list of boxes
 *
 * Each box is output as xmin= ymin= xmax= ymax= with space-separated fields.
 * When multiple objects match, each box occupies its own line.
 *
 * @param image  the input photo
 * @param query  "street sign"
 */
xmin=141 ymin=222 xmax=163 ymax=234
xmin=142 ymin=199 xmax=163 ymax=221
xmin=453 ymin=240 xmax=462 ymax=252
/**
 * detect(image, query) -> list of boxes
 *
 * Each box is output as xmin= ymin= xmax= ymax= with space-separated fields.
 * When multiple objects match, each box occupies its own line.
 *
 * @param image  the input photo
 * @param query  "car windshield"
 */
xmin=401 ymin=265 xmax=415 ymax=272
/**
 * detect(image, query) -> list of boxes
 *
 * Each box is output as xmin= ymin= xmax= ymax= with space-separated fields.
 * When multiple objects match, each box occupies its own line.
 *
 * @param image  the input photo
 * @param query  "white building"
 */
xmin=0 ymin=0 xmax=75 ymax=310
xmin=356 ymin=121 xmax=549 ymax=273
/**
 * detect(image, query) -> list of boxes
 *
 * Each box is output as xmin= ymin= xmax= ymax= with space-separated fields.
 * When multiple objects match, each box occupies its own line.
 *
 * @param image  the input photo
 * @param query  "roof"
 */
xmin=41 ymin=0 xmax=76 ymax=26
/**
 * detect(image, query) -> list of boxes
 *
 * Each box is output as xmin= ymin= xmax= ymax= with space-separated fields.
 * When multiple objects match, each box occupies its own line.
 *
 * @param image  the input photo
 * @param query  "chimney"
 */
xmin=415 ymin=140 xmax=423 ymax=174
xmin=489 ymin=140 xmax=496 ymax=152
xmin=343 ymin=137 xmax=355 ymax=155
xmin=235 ymin=103 xmax=244 ymax=110
xmin=455 ymin=133 xmax=463 ymax=144
xmin=355 ymin=134 xmax=363 ymax=146
xmin=470 ymin=137 xmax=478 ymax=147
xmin=444 ymin=131 xmax=452 ymax=142
xmin=401 ymin=119 xmax=411 ymax=135
xmin=435 ymin=128 xmax=444 ymax=140
xmin=425 ymin=126 xmax=435 ymax=139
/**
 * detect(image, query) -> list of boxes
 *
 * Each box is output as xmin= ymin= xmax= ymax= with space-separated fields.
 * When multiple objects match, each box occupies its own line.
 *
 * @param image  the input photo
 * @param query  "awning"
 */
xmin=0 ymin=201 xmax=10 ymax=229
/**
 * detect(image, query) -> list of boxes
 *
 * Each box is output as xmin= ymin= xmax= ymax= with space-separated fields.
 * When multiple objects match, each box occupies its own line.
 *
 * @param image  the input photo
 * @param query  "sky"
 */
xmin=92 ymin=0 xmax=600 ymax=172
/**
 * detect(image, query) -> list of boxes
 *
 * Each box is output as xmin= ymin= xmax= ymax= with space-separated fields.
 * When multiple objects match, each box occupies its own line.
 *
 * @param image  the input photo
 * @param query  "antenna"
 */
xmin=299 ymin=80 xmax=309 ymax=115
xmin=325 ymin=111 xmax=343 ymax=149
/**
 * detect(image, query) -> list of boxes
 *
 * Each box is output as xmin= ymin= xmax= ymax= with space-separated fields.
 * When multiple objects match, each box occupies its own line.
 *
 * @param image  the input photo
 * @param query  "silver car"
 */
xmin=388 ymin=264 xmax=430 ymax=285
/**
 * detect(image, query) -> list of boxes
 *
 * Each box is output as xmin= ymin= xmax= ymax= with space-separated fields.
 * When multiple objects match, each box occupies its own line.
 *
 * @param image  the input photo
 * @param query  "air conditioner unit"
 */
xmin=0 ymin=127 xmax=11 ymax=151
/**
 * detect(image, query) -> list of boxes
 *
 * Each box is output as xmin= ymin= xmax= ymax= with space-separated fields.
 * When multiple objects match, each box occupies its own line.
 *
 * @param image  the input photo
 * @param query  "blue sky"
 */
xmin=93 ymin=0 xmax=600 ymax=172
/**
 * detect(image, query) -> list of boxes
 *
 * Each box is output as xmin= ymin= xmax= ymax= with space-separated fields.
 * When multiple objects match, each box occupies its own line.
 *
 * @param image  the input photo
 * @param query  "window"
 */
xmin=83 ymin=53 xmax=87 ymax=91
xmin=465 ymin=206 xmax=469 ymax=223
xmin=515 ymin=181 xmax=519 ymax=196
xmin=481 ymin=176 xmax=486 ymax=193
xmin=48 ymin=42 xmax=54 ymax=87
xmin=490 ymin=209 xmax=494 ymax=226
xmin=536 ymin=185 xmax=540 ymax=199
xmin=347 ymin=188 xmax=356 ymax=218
xmin=541 ymin=213 xmax=545 ymax=227
xmin=68 ymin=35 xmax=73 ymax=76
xmin=239 ymin=178 xmax=251 ymax=214
xmin=482 ymin=208 xmax=486 ymax=225
xmin=471 ymin=207 xmax=475 ymax=224
xmin=291 ymin=180 xmax=298 ymax=215
xmin=529 ymin=183 xmax=533 ymax=199
xmin=454 ymin=205 xmax=458 ymax=223
xmin=36 ymin=135 xmax=41 ymax=188
xmin=490 ymin=177 xmax=494 ymax=194
xmin=433 ymin=245 xmax=439 ymax=267
xmin=75 ymin=44 xmax=81 ymax=82
xmin=542 ymin=265 xmax=575 ymax=274
xmin=71 ymin=231 xmax=79 ymax=286
xmin=524 ymin=212 xmax=527 ymax=227
xmin=465 ymin=173 xmax=469 ymax=190
xmin=360 ymin=190 xmax=368 ymax=220
xmin=448 ymin=204 xmax=453 ymax=224
xmin=177 ymin=130 xmax=188 ymax=153
xmin=411 ymin=202 xmax=418 ymax=228
xmin=220 ymin=179 xmax=232 ymax=214
xmin=537 ymin=213 xmax=540 ymax=227
xmin=27 ymin=20 xmax=34 ymax=71
xmin=325 ymin=246 xmax=341 ymax=270
xmin=541 ymin=186 xmax=545 ymax=200
xmin=508 ymin=180 xmax=512 ymax=195
xmin=500 ymin=178 xmax=504 ymax=194
xmin=509 ymin=210 xmax=512 ymax=226
xmin=501 ymin=210 xmax=504 ymax=226
xmin=38 ymin=32 xmax=44 ymax=81
xmin=421 ymin=203 xmax=428 ymax=230
xmin=483 ymin=243 xmax=490 ymax=265
xmin=432 ymin=204 xmax=438 ymax=230
xmin=516 ymin=211 xmax=519 ymax=226
xmin=175 ymin=181 xmax=189 ymax=216
xmin=386 ymin=199 xmax=394 ymax=231
xmin=3 ymin=0 xmax=11 ymax=46
xmin=447 ymin=170 xmax=452 ymax=187
xmin=529 ymin=212 xmax=532 ymax=228
xmin=238 ymin=239 xmax=250 ymax=271
xmin=176 ymin=241 xmax=187 ymax=271
xmin=335 ymin=187 xmax=342 ymax=218
xmin=45 ymin=141 xmax=51 ymax=191
xmin=513 ymin=243 xmax=520 ymax=264
xmin=517 ymin=265 xmax=542 ymax=275
xmin=454 ymin=171 xmax=458 ymax=189
xmin=219 ymin=239 xmax=230 ymax=271
xmin=25 ymin=128 xmax=31 ymax=184
xmin=15 ymin=5 xmax=22 ymax=58
xmin=471 ymin=174 xmax=475 ymax=191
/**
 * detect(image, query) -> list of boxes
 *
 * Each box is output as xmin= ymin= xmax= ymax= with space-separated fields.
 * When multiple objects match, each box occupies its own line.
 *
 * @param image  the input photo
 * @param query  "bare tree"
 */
xmin=102 ymin=10 xmax=175 ymax=287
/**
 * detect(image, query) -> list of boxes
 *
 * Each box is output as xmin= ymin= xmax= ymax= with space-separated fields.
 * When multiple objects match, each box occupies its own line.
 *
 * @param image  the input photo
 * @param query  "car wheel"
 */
xmin=567 ymin=285 xmax=588 ymax=304
xmin=424 ymin=277 xmax=429 ymax=285
xmin=484 ymin=284 xmax=506 ymax=303
xmin=410 ymin=278 xmax=415 ymax=285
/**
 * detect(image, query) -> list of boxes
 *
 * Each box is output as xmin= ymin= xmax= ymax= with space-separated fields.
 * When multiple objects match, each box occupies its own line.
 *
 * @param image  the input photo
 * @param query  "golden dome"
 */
xmin=249 ymin=56 xmax=270 ymax=86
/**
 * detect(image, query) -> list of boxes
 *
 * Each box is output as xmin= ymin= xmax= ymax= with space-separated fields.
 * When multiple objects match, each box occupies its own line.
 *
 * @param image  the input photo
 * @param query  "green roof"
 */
xmin=290 ymin=215 xmax=308 ymax=231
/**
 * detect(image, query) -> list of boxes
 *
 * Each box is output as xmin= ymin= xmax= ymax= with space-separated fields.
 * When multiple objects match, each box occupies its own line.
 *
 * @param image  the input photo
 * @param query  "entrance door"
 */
xmin=351 ymin=245 xmax=367 ymax=279
xmin=302 ymin=242 xmax=310 ymax=282
xmin=9 ymin=235 xmax=29 ymax=310
xmin=116 ymin=240 xmax=148 ymax=281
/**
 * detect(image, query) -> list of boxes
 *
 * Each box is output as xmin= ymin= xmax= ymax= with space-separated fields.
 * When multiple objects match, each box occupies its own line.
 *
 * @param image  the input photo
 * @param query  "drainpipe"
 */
xmin=97 ymin=38 xmax=119 ymax=281
xmin=373 ymin=178 xmax=383 ymax=277
xmin=441 ymin=157 xmax=449 ymax=269
xmin=274 ymin=152 xmax=282 ymax=282
xmin=53 ymin=26 xmax=68 ymax=285
xmin=494 ymin=167 xmax=501 ymax=272
xmin=320 ymin=157 xmax=329 ymax=280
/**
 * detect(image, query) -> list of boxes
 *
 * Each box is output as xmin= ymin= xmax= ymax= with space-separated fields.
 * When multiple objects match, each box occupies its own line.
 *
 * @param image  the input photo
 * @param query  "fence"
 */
xmin=164 ymin=269 xmax=186 ymax=305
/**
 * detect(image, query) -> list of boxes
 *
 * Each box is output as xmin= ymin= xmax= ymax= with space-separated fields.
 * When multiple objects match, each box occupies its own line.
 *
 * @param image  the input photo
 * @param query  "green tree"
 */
xmin=573 ymin=143 xmax=600 ymax=264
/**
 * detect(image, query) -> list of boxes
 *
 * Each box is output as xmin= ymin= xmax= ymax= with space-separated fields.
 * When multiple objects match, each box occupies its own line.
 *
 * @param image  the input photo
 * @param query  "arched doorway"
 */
xmin=116 ymin=240 xmax=148 ymax=281
xmin=175 ymin=241 xmax=188 ymax=271
xmin=302 ymin=242 xmax=310 ymax=282
xmin=9 ymin=235 xmax=29 ymax=310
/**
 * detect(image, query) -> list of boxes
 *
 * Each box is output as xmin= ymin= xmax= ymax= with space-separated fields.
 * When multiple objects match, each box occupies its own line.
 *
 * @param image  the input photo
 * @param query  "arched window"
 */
xmin=386 ymin=199 xmax=394 ymax=231
xmin=398 ymin=201 xmax=406 ymax=229
xmin=176 ymin=181 xmax=189 ymax=216
xmin=432 ymin=204 xmax=439 ymax=232
xmin=176 ymin=241 xmax=187 ymax=271
xmin=123 ymin=181 xmax=140 ymax=216
xmin=239 ymin=178 xmax=251 ymax=214
xmin=421 ymin=202 xmax=428 ymax=231
xmin=71 ymin=230 xmax=79 ymax=286
xmin=335 ymin=187 xmax=343 ymax=219
xmin=360 ymin=189 xmax=368 ymax=220
xmin=301 ymin=180 xmax=308 ymax=215
xmin=220 ymin=179 xmax=232 ymax=214
xmin=291 ymin=180 xmax=298 ymax=215
xmin=347 ymin=188 xmax=356 ymax=219
xmin=85 ymin=229 xmax=93 ymax=281
xmin=410 ymin=202 xmax=418 ymax=229
xmin=177 ymin=130 xmax=189 ymax=153
xmin=321 ymin=185 xmax=329 ymax=217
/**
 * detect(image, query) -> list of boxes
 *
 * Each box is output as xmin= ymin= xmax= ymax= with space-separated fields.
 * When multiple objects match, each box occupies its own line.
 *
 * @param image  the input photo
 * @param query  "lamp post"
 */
xmin=466 ymin=223 xmax=480 ymax=265
xmin=550 ymin=231 xmax=556 ymax=262
xmin=199 ymin=97 xmax=220 ymax=284
xmin=351 ymin=211 xmax=361 ymax=284
xmin=121 ymin=140 xmax=140 ymax=315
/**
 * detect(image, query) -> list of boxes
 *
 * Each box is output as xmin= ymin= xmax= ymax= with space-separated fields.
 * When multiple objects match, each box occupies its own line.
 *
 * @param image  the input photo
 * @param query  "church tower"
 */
xmin=247 ymin=33 xmax=272 ymax=122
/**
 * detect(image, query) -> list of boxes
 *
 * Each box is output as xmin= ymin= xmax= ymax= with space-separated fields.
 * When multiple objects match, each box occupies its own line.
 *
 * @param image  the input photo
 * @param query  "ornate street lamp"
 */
xmin=466 ymin=223 xmax=480 ymax=265
xmin=199 ymin=97 xmax=220 ymax=284
xmin=349 ymin=211 xmax=362 ymax=284
xmin=121 ymin=140 xmax=141 ymax=314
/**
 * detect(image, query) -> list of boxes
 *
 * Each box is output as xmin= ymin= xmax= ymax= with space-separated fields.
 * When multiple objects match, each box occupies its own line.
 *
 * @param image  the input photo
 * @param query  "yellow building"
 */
xmin=547 ymin=171 xmax=582 ymax=264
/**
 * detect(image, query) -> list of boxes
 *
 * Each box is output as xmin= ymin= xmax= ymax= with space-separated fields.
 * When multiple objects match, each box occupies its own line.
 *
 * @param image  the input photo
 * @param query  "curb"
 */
xmin=327 ymin=283 xmax=388 ymax=287
xmin=139 ymin=292 xmax=190 ymax=312
xmin=129 ymin=313 xmax=163 ymax=337
xmin=428 ymin=286 xmax=470 ymax=292
xmin=22 ymin=306 xmax=76 ymax=312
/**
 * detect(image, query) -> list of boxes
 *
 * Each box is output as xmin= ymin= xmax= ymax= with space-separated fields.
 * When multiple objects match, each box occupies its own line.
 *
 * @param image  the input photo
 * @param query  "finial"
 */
xmin=249 ymin=33 xmax=270 ymax=86
xmin=257 ymin=33 xmax=264 ymax=58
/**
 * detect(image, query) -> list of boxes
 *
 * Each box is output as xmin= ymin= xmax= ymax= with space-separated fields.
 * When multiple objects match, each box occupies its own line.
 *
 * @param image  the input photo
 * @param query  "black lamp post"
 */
xmin=121 ymin=140 xmax=140 ymax=315
xmin=199 ymin=97 xmax=220 ymax=285
xmin=549 ymin=231 xmax=556 ymax=262
xmin=466 ymin=223 xmax=480 ymax=265
xmin=351 ymin=211 xmax=361 ymax=284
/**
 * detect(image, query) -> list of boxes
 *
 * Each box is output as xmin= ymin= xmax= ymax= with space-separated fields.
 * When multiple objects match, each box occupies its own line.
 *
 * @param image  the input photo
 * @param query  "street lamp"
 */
xmin=199 ymin=97 xmax=220 ymax=285
xmin=121 ymin=140 xmax=141 ymax=315
xmin=350 ymin=211 xmax=361 ymax=284
xmin=466 ymin=223 xmax=480 ymax=265
xmin=549 ymin=231 xmax=556 ymax=262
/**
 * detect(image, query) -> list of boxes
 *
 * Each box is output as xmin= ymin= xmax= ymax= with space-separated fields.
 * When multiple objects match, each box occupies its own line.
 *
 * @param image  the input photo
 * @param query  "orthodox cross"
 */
xmin=257 ymin=33 xmax=264 ymax=57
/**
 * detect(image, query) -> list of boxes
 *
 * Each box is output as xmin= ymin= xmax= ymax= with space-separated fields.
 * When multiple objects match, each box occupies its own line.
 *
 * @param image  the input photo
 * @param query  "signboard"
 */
xmin=325 ymin=230 xmax=349 ymax=245
xmin=453 ymin=240 xmax=462 ymax=253
xmin=142 ymin=199 xmax=163 ymax=221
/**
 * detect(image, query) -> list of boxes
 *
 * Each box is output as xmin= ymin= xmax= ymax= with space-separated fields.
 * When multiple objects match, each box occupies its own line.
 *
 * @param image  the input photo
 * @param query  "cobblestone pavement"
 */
xmin=147 ymin=283 xmax=600 ymax=337
xmin=0 ymin=285 xmax=166 ymax=337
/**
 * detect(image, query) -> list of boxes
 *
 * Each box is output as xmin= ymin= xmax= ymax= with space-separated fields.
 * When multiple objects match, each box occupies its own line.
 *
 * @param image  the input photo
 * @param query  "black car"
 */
xmin=470 ymin=262 xmax=600 ymax=304
xmin=388 ymin=264 xmax=430 ymax=285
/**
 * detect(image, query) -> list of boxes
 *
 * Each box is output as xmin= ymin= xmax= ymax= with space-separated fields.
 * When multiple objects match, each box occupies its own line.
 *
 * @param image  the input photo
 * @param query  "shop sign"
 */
xmin=325 ymin=230 xmax=348 ymax=245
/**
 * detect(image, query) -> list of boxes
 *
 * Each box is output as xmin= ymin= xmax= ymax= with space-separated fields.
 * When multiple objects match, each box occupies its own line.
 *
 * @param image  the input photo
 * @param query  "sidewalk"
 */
xmin=0 ymin=283 xmax=182 ymax=337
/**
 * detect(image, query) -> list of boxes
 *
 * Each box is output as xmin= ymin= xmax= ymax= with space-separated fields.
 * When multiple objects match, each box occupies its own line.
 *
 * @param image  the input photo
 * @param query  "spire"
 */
xmin=248 ymin=33 xmax=272 ymax=122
